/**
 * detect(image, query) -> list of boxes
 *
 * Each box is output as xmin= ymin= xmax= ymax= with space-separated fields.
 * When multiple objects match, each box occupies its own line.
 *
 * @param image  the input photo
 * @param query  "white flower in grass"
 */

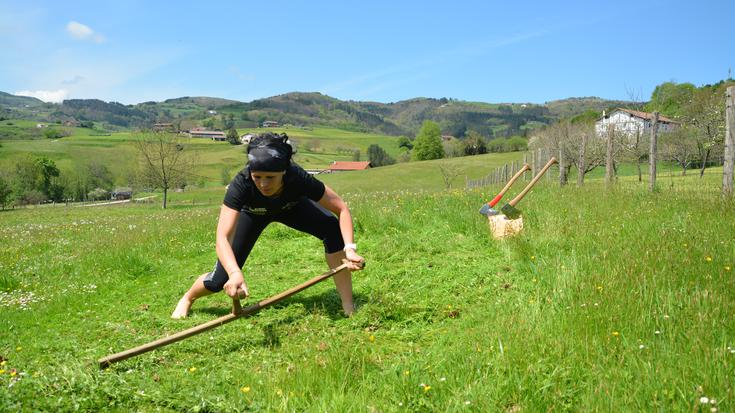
xmin=639 ymin=344 xmax=645 ymax=349
xmin=465 ymin=401 xmax=471 ymax=405
xmin=700 ymin=396 xmax=709 ymax=404
xmin=655 ymin=330 xmax=661 ymax=335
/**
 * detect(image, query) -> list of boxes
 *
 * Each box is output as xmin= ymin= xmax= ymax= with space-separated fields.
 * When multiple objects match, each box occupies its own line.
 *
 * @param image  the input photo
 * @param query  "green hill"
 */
xmin=0 ymin=91 xmax=632 ymax=139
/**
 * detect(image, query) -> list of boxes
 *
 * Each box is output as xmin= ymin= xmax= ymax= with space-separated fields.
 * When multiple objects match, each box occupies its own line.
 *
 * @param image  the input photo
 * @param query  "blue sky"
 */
xmin=1 ymin=0 xmax=733 ymax=105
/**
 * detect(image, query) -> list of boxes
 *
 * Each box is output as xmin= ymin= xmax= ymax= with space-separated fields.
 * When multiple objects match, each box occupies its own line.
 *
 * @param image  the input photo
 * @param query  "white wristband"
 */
xmin=343 ymin=243 xmax=357 ymax=252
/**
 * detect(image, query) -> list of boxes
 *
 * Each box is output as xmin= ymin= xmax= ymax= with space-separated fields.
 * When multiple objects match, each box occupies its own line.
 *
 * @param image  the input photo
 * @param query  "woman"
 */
xmin=171 ymin=133 xmax=365 ymax=318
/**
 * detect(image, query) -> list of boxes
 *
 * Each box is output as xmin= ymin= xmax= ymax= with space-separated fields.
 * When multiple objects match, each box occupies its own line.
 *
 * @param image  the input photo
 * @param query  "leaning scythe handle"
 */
xmin=487 ymin=163 xmax=531 ymax=207
xmin=507 ymin=157 xmax=557 ymax=208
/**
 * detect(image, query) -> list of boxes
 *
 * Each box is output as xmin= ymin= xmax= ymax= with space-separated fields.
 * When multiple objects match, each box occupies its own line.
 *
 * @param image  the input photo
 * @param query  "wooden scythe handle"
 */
xmin=488 ymin=163 xmax=531 ymax=207
xmin=507 ymin=157 xmax=557 ymax=207
xmin=98 ymin=262 xmax=351 ymax=368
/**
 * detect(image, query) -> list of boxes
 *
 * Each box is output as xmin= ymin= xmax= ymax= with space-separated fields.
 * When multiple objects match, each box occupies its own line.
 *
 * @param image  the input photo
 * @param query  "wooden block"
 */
xmin=488 ymin=214 xmax=524 ymax=239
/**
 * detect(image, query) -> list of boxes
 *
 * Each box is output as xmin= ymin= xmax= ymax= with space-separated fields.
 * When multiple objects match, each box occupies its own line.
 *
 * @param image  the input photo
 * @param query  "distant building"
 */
xmin=111 ymin=187 xmax=133 ymax=200
xmin=262 ymin=121 xmax=279 ymax=128
xmin=153 ymin=122 xmax=175 ymax=132
xmin=326 ymin=161 xmax=372 ymax=173
xmin=36 ymin=123 xmax=48 ymax=128
xmin=595 ymin=108 xmax=678 ymax=139
xmin=240 ymin=133 xmax=256 ymax=145
xmin=189 ymin=129 xmax=227 ymax=141
xmin=207 ymin=110 xmax=218 ymax=115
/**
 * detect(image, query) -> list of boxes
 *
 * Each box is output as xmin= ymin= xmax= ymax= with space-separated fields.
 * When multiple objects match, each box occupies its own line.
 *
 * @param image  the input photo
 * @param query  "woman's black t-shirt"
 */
xmin=223 ymin=164 xmax=326 ymax=215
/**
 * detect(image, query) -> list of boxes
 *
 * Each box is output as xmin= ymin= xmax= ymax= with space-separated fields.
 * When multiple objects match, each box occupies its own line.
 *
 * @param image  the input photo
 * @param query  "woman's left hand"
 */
xmin=345 ymin=249 xmax=366 ymax=270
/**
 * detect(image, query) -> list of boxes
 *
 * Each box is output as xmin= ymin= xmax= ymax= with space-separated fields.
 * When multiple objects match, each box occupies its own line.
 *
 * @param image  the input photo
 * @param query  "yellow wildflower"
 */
xmin=404 ymin=370 xmax=410 ymax=376
xmin=188 ymin=367 xmax=197 ymax=373
xmin=241 ymin=386 xmax=251 ymax=393
xmin=0 ymin=369 xmax=4 ymax=374
xmin=423 ymin=385 xmax=431 ymax=392
xmin=369 ymin=335 xmax=375 ymax=342
xmin=725 ymin=266 xmax=731 ymax=271
xmin=706 ymin=256 xmax=712 ymax=262
xmin=612 ymin=331 xmax=620 ymax=337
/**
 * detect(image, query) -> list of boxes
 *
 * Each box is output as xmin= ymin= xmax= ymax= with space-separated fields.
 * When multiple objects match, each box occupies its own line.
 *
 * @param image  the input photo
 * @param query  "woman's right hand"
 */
xmin=224 ymin=271 xmax=249 ymax=299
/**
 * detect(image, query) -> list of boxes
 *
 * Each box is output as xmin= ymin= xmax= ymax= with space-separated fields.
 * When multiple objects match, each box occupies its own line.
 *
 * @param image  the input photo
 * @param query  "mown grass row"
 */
xmin=1 ymin=168 xmax=733 ymax=411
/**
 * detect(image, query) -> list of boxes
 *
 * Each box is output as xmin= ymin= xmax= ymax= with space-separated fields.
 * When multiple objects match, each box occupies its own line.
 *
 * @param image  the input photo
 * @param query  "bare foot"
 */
xmin=171 ymin=296 xmax=193 ymax=319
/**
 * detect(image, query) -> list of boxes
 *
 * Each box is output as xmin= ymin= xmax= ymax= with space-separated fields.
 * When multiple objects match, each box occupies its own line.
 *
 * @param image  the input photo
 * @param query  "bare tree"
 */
xmin=661 ymin=125 xmax=697 ymax=176
xmin=438 ymin=164 xmax=460 ymax=189
xmin=135 ymin=132 xmax=196 ymax=208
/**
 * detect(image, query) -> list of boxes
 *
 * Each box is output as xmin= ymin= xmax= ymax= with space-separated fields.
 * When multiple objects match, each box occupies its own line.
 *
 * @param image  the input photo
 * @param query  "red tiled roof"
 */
xmin=328 ymin=161 xmax=372 ymax=171
xmin=615 ymin=108 xmax=678 ymax=124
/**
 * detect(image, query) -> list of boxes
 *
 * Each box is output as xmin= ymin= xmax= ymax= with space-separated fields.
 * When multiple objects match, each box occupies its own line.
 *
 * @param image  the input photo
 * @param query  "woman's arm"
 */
xmin=318 ymin=185 xmax=365 ymax=270
xmin=216 ymin=205 xmax=249 ymax=298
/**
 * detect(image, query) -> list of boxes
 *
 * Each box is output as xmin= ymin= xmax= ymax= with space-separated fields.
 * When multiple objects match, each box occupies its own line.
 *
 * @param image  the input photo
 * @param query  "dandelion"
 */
xmin=9 ymin=370 xmax=17 ymax=377
xmin=597 ymin=286 xmax=603 ymax=292
xmin=0 ymin=370 xmax=4 ymax=374
xmin=612 ymin=331 xmax=620 ymax=337
xmin=705 ymin=256 xmax=712 ymax=262
xmin=404 ymin=370 xmax=410 ymax=376
xmin=369 ymin=335 xmax=375 ymax=342
xmin=0 ymin=360 xmax=5 ymax=366
xmin=530 ymin=256 xmax=535 ymax=260
xmin=241 ymin=386 xmax=251 ymax=393
xmin=15 ymin=347 xmax=21 ymax=351
xmin=188 ymin=367 xmax=197 ymax=373
xmin=725 ymin=266 xmax=731 ymax=271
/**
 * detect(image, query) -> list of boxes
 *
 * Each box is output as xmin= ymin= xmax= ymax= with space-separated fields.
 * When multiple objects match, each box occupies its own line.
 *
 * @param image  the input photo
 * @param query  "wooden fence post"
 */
xmin=523 ymin=154 xmax=529 ymax=181
xmin=606 ymin=125 xmax=615 ymax=185
xmin=503 ymin=164 xmax=508 ymax=183
xmin=559 ymin=144 xmax=567 ymax=186
xmin=649 ymin=112 xmax=659 ymax=192
xmin=724 ymin=86 xmax=735 ymax=197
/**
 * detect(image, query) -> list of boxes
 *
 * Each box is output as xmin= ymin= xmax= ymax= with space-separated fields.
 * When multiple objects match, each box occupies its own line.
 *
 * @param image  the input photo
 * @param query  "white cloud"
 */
xmin=66 ymin=21 xmax=105 ymax=43
xmin=14 ymin=89 xmax=68 ymax=103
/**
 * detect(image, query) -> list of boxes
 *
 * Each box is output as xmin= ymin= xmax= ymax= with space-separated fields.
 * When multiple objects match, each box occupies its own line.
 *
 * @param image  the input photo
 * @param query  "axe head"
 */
xmin=500 ymin=203 xmax=522 ymax=219
xmin=479 ymin=203 xmax=500 ymax=216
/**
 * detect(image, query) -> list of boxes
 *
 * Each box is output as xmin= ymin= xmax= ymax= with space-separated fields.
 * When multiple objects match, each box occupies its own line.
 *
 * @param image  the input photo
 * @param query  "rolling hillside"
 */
xmin=0 ymin=91 xmax=633 ymax=139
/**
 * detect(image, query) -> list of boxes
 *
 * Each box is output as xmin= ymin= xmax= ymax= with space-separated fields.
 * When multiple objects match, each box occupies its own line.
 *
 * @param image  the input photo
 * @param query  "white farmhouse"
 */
xmin=595 ymin=108 xmax=678 ymax=139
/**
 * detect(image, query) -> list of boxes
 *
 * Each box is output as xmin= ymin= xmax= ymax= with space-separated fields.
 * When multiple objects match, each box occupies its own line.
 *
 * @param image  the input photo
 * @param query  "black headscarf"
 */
xmin=246 ymin=133 xmax=293 ymax=172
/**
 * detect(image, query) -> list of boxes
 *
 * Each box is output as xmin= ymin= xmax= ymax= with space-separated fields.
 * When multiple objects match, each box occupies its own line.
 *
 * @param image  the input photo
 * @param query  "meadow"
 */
xmin=1 ymin=148 xmax=733 ymax=411
xmin=0 ymin=122 xmax=404 ymax=187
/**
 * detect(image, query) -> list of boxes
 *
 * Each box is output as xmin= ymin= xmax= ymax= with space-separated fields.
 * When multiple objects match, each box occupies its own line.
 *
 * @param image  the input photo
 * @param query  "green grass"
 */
xmin=0 ymin=124 xmax=403 ymax=186
xmin=1 ymin=157 xmax=733 ymax=411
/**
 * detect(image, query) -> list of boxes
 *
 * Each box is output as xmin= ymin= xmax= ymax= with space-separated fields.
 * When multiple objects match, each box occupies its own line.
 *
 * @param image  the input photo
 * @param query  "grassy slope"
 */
xmin=1 ymin=139 xmax=733 ymax=411
xmin=0 ymin=123 xmax=402 ymax=183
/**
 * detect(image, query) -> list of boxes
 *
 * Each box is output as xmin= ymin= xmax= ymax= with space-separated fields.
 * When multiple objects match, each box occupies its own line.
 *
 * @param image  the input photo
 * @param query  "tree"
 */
xmin=463 ymin=130 xmax=487 ymax=155
xmin=413 ymin=120 xmax=444 ymax=161
xmin=645 ymin=82 xmax=696 ymax=117
xmin=223 ymin=113 xmax=235 ymax=130
xmin=0 ymin=175 xmax=12 ymax=209
xmin=397 ymin=136 xmax=413 ymax=150
xmin=661 ymin=125 xmax=697 ymax=175
xmin=352 ymin=149 xmax=361 ymax=161
xmin=134 ymin=132 xmax=196 ymax=208
xmin=226 ymin=128 xmax=241 ymax=145
xmin=438 ymin=164 xmax=460 ymax=189
xmin=367 ymin=144 xmax=395 ymax=167
xmin=680 ymin=84 xmax=729 ymax=177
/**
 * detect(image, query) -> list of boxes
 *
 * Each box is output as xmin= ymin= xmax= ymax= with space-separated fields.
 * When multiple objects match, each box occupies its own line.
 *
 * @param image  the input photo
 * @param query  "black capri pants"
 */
xmin=203 ymin=198 xmax=345 ymax=292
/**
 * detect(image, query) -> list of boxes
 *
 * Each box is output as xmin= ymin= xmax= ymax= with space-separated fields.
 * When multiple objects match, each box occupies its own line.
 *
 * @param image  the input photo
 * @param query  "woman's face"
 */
xmin=250 ymin=171 xmax=285 ymax=197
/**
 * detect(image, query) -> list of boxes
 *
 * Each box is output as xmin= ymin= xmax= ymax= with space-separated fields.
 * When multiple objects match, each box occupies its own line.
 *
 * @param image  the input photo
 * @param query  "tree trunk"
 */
xmin=636 ymin=158 xmax=642 ymax=182
xmin=163 ymin=187 xmax=168 ymax=209
xmin=700 ymin=148 xmax=710 ymax=178
xmin=605 ymin=125 xmax=615 ymax=185
xmin=649 ymin=112 xmax=659 ymax=192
